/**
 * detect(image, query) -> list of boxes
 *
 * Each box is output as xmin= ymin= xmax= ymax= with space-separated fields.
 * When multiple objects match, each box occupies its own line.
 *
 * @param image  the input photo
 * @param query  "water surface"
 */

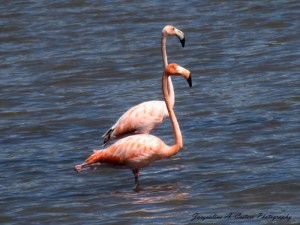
xmin=1 ymin=1 xmax=299 ymax=224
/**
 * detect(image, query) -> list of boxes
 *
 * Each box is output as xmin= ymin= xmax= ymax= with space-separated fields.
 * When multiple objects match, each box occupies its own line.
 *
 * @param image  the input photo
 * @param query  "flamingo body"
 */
xmin=103 ymin=100 xmax=168 ymax=144
xmin=102 ymin=25 xmax=185 ymax=145
xmin=75 ymin=63 xmax=192 ymax=190
xmin=75 ymin=134 xmax=168 ymax=172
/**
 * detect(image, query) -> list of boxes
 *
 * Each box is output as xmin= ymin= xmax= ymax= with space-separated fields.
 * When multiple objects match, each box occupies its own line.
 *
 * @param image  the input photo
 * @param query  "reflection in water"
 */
xmin=107 ymin=182 xmax=191 ymax=221
xmin=111 ymin=182 xmax=190 ymax=198
xmin=134 ymin=191 xmax=190 ymax=204
xmin=127 ymin=183 xmax=190 ymax=203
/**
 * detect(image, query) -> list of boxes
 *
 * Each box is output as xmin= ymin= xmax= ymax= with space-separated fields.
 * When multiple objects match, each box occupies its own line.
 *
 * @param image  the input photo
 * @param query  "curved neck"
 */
xmin=162 ymin=72 xmax=183 ymax=155
xmin=161 ymin=35 xmax=175 ymax=107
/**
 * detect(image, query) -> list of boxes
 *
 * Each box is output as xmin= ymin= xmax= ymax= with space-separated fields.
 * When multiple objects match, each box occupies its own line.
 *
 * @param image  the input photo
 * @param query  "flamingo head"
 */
xmin=162 ymin=25 xmax=185 ymax=47
xmin=165 ymin=63 xmax=192 ymax=87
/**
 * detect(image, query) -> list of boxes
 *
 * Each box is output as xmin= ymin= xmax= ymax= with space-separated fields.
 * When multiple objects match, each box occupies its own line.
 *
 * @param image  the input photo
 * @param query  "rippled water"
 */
xmin=1 ymin=1 xmax=299 ymax=224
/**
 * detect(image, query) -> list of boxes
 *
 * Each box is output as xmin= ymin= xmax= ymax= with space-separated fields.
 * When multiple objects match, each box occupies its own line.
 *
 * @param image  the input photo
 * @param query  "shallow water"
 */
xmin=1 ymin=1 xmax=299 ymax=224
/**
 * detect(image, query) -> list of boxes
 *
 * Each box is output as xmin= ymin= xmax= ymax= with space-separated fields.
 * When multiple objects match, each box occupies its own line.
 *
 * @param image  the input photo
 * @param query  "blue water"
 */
xmin=1 ymin=1 xmax=299 ymax=224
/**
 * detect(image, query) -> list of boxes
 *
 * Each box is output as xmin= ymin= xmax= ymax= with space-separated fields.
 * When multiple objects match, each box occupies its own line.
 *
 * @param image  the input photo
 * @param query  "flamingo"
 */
xmin=74 ymin=63 xmax=192 ymax=190
xmin=102 ymin=25 xmax=185 ymax=145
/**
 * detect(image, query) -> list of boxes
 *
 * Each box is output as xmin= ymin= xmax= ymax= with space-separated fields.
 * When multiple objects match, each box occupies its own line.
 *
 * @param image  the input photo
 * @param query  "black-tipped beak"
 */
xmin=180 ymin=38 xmax=185 ymax=48
xmin=187 ymin=74 xmax=192 ymax=87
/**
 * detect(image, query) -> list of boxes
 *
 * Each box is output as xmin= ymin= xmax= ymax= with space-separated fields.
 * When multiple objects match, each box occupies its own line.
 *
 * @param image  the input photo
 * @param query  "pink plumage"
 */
xmin=78 ymin=134 xmax=168 ymax=170
xmin=103 ymin=100 xmax=168 ymax=143
xmin=75 ymin=63 xmax=192 ymax=190
xmin=102 ymin=25 xmax=185 ymax=145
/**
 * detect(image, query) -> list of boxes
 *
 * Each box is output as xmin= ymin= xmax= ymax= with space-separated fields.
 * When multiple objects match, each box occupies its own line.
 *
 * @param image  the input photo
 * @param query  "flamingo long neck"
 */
xmin=162 ymin=72 xmax=183 ymax=157
xmin=161 ymin=35 xmax=175 ymax=107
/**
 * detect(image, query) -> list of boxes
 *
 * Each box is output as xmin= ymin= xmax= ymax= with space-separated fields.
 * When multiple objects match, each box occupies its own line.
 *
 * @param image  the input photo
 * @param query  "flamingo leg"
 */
xmin=132 ymin=169 xmax=140 ymax=191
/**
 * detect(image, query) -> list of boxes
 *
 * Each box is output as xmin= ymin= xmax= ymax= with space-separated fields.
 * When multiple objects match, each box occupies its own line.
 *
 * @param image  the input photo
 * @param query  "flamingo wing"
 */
xmin=85 ymin=134 xmax=168 ymax=169
xmin=102 ymin=100 xmax=168 ymax=145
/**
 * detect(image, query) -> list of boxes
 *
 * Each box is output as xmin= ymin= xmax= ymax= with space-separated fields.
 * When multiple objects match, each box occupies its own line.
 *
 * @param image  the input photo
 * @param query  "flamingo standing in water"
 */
xmin=102 ymin=25 xmax=185 ymax=145
xmin=75 ymin=63 xmax=192 ymax=190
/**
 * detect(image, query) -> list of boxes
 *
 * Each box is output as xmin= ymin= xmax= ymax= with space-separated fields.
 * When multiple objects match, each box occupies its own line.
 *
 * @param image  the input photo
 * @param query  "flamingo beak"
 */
xmin=187 ymin=74 xmax=192 ymax=87
xmin=176 ymin=65 xmax=191 ymax=87
xmin=180 ymin=38 xmax=185 ymax=48
xmin=174 ymin=28 xmax=185 ymax=47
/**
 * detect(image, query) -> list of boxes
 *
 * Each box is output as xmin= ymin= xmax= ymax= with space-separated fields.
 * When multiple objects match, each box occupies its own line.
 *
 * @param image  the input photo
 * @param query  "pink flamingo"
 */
xmin=102 ymin=25 xmax=185 ymax=145
xmin=75 ymin=63 xmax=192 ymax=190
